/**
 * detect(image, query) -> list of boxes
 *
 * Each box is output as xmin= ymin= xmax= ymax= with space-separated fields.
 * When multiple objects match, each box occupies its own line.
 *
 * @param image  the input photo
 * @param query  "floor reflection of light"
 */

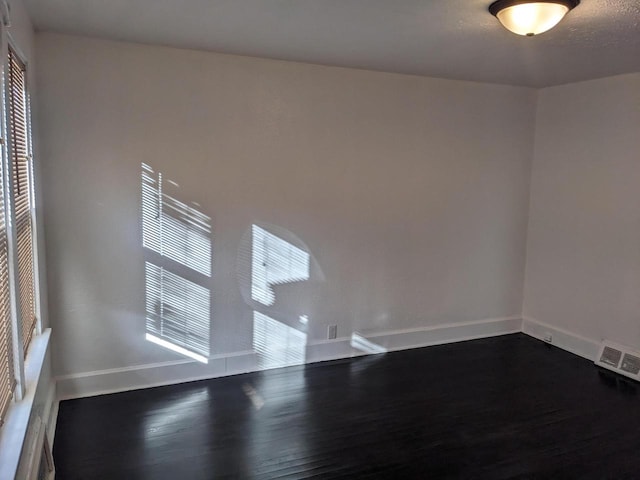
xmin=350 ymin=332 xmax=387 ymax=355
xmin=251 ymin=225 xmax=309 ymax=306
xmin=253 ymin=311 xmax=307 ymax=370
xmin=242 ymin=383 xmax=265 ymax=410
xmin=143 ymin=387 xmax=210 ymax=442
xmin=245 ymin=370 xmax=310 ymax=474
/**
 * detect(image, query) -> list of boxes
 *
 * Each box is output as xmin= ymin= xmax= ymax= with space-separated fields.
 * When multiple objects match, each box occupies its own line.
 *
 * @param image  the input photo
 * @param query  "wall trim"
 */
xmin=44 ymin=381 xmax=58 ymax=448
xmin=55 ymin=349 xmax=258 ymax=400
xmin=0 ymin=330 xmax=51 ymax=480
xmin=56 ymin=348 xmax=256 ymax=381
xmin=307 ymin=316 xmax=522 ymax=363
xmin=56 ymin=316 xmax=522 ymax=400
xmin=522 ymin=316 xmax=600 ymax=361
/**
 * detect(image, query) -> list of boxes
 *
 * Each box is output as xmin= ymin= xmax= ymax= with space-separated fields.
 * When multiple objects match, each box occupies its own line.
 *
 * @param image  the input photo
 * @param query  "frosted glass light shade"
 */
xmin=489 ymin=1 xmax=579 ymax=36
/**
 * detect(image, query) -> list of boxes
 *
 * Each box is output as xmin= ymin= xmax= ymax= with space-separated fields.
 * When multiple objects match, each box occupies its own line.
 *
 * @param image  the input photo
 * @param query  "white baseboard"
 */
xmin=56 ymin=316 xmax=522 ymax=400
xmin=522 ymin=316 xmax=600 ymax=361
xmin=56 ymin=350 xmax=258 ymax=400
xmin=307 ymin=316 xmax=522 ymax=363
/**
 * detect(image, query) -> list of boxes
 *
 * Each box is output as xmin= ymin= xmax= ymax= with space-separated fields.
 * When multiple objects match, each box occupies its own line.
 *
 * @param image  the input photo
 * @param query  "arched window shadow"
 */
xmin=238 ymin=223 xmax=324 ymax=370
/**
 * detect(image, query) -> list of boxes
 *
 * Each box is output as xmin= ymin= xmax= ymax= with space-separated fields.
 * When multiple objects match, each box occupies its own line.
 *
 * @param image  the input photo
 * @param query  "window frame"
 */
xmin=6 ymin=38 xmax=41 ymax=354
xmin=0 ymin=29 xmax=42 ymax=418
xmin=0 ymin=20 xmax=50 ymax=480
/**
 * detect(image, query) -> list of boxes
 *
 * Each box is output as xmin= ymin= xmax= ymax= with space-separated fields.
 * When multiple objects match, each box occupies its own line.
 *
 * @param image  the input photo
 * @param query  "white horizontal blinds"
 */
xmin=7 ymin=46 xmax=36 ymax=355
xmin=0 ymin=120 xmax=14 ymax=425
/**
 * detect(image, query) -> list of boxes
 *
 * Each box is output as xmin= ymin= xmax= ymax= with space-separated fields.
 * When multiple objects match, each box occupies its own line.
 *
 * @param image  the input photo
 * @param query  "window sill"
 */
xmin=0 ymin=328 xmax=51 ymax=480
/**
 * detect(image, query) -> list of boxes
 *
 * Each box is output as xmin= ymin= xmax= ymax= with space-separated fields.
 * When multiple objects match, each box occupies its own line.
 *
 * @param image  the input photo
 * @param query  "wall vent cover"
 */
xmin=595 ymin=341 xmax=640 ymax=382
xmin=620 ymin=354 xmax=640 ymax=375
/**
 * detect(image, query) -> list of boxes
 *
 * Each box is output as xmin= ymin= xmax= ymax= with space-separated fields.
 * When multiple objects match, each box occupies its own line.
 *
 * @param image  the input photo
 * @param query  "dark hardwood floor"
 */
xmin=54 ymin=334 xmax=640 ymax=479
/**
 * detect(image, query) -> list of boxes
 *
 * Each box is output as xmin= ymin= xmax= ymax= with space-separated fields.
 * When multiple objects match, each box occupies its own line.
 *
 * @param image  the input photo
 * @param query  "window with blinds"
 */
xmin=0 ymin=121 xmax=14 ymax=425
xmin=0 ymin=41 xmax=40 ymax=428
xmin=7 ymin=46 xmax=36 ymax=355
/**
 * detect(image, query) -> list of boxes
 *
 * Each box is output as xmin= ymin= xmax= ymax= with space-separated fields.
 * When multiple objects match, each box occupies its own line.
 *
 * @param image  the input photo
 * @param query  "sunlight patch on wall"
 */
xmin=237 ymin=223 xmax=325 ymax=370
xmin=142 ymin=163 xmax=211 ymax=277
xmin=350 ymin=332 xmax=387 ymax=355
xmin=253 ymin=311 xmax=307 ymax=370
xmin=145 ymin=333 xmax=208 ymax=365
xmin=145 ymin=263 xmax=210 ymax=363
xmin=251 ymin=224 xmax=310 ymax=306
xmin=142 ymin=163 xmax=212 ymax=362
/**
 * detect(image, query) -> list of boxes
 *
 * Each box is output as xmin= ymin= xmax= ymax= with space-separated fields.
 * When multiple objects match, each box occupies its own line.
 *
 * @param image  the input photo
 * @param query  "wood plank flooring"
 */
xmin=53 ymin=334 xmax=640 ymax=479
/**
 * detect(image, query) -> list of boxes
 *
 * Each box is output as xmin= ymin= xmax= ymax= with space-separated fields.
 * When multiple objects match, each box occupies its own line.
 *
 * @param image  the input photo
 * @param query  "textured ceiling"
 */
xmin=23 ymin=0 xmax=640 ymax=87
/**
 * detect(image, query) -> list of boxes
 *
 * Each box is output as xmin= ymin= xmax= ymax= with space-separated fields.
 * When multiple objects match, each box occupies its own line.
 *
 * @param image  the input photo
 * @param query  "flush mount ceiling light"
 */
xmin=489 ymin=0 xmax=580 ymax=36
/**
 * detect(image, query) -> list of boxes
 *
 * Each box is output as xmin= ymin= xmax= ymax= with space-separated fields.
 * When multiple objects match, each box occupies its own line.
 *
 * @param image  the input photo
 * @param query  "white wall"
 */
xmin=36 ymin=33 xmax=536 ymax=395
xmin=7 ymin=0 xmax=33 ymax=57
xmin=524 ymin=73 xmax=640 ymax=350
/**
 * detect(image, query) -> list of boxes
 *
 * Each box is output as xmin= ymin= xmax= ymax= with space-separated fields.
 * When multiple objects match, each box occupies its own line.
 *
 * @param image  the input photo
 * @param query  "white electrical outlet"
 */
xmin=327 ymin=325 xmax=337 ymax=340
xmin=543 ymin=332 xmax=553 ymax=343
